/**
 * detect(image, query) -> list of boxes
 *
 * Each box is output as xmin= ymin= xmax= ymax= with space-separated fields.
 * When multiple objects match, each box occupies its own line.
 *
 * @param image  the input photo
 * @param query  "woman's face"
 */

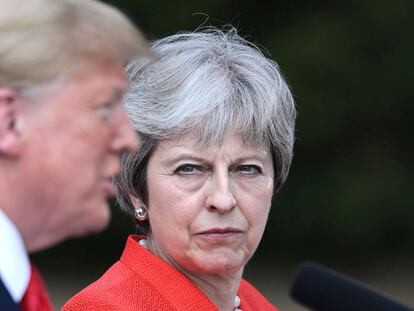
xmin=145 ymin=133 xmax=274 ymax=277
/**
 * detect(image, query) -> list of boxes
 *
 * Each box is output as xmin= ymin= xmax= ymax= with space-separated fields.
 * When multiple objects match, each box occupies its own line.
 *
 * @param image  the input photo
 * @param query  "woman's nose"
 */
xmin=205 ymin=173 xmax=237 ymax=213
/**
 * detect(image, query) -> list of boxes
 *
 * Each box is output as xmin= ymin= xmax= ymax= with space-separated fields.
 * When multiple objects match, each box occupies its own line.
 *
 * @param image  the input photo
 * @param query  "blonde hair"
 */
xmin=0 ymin=0 xmax=150 ymax=89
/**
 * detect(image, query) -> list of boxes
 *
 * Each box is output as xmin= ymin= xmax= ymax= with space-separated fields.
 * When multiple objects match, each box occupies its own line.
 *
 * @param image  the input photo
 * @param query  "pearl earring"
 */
xmin=134 ymin=206 xmax=147 ymax=221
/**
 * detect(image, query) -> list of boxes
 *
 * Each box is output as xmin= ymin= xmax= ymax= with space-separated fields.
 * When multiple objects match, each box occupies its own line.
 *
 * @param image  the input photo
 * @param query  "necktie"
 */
xmin=20 ymin=264 xmax=53 ymax=311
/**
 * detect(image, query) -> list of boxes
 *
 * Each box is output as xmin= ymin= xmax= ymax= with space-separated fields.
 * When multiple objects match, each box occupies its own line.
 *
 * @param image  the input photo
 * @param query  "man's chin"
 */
xmin=74 ymin=204 xmax=112 ymax=237
xmin=27 ymin=204 xmax=111 ymax=252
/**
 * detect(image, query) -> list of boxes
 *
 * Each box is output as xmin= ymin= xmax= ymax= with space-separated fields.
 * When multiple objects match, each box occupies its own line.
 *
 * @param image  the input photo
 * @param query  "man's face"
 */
xmin=20 ymin=63 xmax=138 ymax=249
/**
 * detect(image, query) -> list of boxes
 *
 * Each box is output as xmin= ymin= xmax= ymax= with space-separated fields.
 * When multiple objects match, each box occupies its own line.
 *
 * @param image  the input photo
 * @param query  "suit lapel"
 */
xmin=0 ymin=276 xmax=22 ymax=311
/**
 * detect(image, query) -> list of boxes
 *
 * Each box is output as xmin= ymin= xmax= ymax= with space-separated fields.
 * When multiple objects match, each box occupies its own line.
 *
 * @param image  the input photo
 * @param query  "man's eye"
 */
xmin=175 ymin=164 xmax=203 ymax=175
xmin=238 ymin=165 xmax=262 ymax=175
xmin=98 ymin=102 xmax=117 ymax=119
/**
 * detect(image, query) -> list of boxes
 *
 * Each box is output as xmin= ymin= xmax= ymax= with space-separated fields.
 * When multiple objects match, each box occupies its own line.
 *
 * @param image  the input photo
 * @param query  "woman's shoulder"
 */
xmin=239 ymin=279 xmax=279 ymax=311
xmin=61 ymin=260 xmax=132 ymax=310
xmin=62 ymin=235 xmax=218 ymax=311
xmin=61 ymin=258 xmax=176 ymax=311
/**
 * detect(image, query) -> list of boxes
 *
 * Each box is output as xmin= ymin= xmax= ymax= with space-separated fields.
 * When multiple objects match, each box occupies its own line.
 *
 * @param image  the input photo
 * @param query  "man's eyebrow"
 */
xmin=105 ymin=87 xmax=126 ymax=103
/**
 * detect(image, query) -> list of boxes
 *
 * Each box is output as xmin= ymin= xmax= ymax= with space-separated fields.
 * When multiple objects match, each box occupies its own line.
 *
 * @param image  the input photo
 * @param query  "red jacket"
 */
xmin=62 ymin=235 xmax=278 ymax=311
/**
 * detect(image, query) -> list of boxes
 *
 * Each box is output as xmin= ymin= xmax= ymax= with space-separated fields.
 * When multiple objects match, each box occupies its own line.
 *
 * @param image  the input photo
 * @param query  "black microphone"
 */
xmin=290 ymin=261 xmax=413 ymax=311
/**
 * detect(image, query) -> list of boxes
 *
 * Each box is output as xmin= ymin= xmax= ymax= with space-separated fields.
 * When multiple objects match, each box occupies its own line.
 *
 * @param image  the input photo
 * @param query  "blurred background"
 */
xmin=33 ymin=0 xmax=414 ymax=309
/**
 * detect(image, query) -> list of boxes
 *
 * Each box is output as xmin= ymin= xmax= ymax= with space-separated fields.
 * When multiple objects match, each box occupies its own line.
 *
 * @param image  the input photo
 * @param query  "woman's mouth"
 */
xmin=197 ymin=228 xmax=243 ymax=239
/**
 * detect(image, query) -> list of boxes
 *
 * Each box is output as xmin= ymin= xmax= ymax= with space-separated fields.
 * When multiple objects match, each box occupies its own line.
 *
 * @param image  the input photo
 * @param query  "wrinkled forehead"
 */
xmin=187 ymin=125 xmax=270 ymax=150
xmin=160 ymin=128 xmax=271 ymax=155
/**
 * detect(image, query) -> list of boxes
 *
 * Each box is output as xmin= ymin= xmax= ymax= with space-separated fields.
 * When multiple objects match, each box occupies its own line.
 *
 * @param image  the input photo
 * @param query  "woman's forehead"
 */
xmin=156 ymin=132 xmax=270 ymax=158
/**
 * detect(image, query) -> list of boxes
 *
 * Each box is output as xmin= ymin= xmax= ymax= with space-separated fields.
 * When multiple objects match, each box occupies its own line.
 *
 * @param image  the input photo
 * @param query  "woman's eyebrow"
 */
xmin=162 ymin=153 xmax=269 ymax=168
xmin=161 ymin=153 xmax=209 ymax=166
xmin=233 ymin=155 xmax=268 ymax=163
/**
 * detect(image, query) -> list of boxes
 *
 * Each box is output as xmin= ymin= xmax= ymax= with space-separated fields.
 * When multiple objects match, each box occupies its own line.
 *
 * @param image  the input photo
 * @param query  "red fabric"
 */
xmin=239 ymin=279 xmax=278 ymax=311
xmin=63 ymin=235 xmax=278 ymax=311
xmin=20 ymin=264 xmax=53 ymax=311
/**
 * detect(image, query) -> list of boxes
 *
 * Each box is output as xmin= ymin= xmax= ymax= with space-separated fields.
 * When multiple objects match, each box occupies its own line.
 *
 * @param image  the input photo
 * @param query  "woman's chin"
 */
xmin=187 ymin=251 xmax=248 ymax=276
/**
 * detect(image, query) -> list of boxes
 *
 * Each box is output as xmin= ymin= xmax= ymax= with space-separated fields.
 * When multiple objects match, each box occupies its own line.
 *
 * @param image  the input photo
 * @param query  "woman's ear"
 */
xmin=0 ymin=88 xmax=23 ymax=157
xmin=129 ymin=195 xmax=148 ymax=222
xmin=129 ymin=194 xmax=144 ymax=209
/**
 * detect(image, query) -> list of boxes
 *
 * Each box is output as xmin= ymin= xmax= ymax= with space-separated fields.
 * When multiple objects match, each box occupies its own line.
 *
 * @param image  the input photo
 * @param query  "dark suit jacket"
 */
xmin=0 ymin=276 xmax=21 ymax=311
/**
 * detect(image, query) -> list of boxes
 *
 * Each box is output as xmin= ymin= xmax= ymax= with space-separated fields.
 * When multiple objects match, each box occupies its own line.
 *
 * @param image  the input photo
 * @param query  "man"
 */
xmin=0 ymin=0 xmax=149 ymax=310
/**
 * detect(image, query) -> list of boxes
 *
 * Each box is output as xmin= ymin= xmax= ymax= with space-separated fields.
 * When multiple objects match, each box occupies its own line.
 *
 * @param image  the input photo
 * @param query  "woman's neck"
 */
xmin=187 ymin=271 xmax=243 ymax=311
xmin=143 ymin=236 xmax=244 ymax=311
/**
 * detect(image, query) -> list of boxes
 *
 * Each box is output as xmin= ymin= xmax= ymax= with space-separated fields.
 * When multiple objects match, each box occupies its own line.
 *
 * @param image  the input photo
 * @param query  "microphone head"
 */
xmin=290 ymin=261 xmax=413 ymax=311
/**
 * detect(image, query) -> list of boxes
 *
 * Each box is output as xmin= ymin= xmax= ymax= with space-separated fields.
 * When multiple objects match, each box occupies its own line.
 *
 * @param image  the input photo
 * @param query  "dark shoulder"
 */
xmin=239 ymin=279 xmax=279 ymax=311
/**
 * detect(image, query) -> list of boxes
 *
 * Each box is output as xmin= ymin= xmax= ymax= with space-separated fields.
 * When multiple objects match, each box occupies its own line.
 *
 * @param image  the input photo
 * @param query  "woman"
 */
xmin=63 ymin=28 xmax=296 ymax=311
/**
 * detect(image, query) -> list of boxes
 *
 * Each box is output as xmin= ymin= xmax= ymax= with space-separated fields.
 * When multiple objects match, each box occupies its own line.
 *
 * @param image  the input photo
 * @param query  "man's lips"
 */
xmin=102 ymin=178 xmax=116 ymax=196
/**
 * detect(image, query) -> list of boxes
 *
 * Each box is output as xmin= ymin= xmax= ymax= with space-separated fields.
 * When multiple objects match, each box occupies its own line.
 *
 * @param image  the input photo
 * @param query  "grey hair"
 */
xmin=115 ymin=27 xmax=296 ymax=233
xmin=0 ymin=0 xmax=150 ymax=90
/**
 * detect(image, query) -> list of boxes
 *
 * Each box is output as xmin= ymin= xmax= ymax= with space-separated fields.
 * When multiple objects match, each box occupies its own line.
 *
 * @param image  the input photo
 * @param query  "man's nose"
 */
xmin=111 ymin=109 xmax=139 ymax=153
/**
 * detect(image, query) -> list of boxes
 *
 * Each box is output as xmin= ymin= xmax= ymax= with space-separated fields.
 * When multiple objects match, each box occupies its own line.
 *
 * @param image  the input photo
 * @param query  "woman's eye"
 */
xmin=237 ymin=165 xmax=262 ymax=176
xmin=175 ymin=164 xmax=203 ymax=175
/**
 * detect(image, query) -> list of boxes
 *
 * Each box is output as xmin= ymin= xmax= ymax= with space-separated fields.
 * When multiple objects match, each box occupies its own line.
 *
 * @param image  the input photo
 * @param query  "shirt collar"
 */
xmin=0 ymin=209 xmax=31 ymax=302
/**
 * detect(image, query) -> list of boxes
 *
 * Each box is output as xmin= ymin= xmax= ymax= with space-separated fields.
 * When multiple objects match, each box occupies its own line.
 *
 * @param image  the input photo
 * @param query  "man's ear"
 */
xmin=0 ymin=88 xmax=23 ymax=157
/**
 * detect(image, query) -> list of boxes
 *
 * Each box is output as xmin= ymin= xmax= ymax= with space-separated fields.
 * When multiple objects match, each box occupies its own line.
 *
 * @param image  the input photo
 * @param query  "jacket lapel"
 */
xmin=0 ymin=276 xmax=22 ymax=311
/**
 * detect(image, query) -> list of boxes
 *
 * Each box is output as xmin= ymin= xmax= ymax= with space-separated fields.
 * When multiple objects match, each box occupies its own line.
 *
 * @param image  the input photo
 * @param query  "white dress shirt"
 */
xmin=0 ymin=209 xmax=31 ymax=302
